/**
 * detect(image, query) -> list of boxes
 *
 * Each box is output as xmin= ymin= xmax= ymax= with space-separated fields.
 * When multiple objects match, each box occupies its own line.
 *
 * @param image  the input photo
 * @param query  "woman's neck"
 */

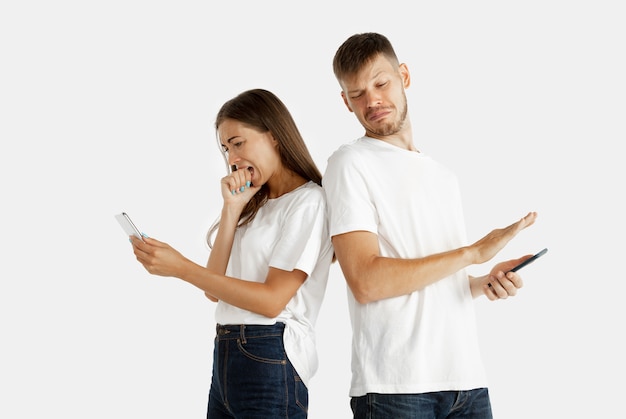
xmin=267 ymin=170 xmax=307 ymax=199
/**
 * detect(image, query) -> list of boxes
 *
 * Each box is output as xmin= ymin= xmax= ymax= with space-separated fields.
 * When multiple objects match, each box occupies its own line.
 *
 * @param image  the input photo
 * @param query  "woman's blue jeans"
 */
xmin=350 ymin=388 xmax=493 ymax=419
xmin=207 ymin=323 xmax=308 ymax=419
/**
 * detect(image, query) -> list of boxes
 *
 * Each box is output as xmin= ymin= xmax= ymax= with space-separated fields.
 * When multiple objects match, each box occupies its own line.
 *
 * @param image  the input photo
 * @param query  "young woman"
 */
xmin=129 ymin=89 xmax=334 ymax=418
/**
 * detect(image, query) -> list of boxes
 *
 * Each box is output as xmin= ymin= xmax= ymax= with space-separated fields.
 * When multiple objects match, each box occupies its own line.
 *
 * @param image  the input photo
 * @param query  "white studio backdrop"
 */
xmin=1 ymin=1 xmax=624 ymax=418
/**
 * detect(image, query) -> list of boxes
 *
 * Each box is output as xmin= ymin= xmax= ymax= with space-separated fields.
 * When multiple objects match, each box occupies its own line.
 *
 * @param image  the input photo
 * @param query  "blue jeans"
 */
xmin=207 ymin=323 xmax=308 ymax=419
xmin=350 ymin=389 xmax=493 ymax=419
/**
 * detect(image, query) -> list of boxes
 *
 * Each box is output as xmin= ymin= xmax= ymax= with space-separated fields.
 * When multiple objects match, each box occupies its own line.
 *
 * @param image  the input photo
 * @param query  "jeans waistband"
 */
xmin=215 ymin=323 xmax=285 ymax=341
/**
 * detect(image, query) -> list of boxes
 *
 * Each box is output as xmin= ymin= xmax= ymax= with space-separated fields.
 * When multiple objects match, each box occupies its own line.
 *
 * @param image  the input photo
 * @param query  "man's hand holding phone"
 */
xmin=485 ymin=248 xmax=548 ymax=299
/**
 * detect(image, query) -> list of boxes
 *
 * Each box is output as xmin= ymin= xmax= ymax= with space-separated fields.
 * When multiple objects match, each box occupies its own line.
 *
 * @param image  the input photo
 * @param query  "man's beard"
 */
xmin=369 ymin=91 xmax=408 ymax=137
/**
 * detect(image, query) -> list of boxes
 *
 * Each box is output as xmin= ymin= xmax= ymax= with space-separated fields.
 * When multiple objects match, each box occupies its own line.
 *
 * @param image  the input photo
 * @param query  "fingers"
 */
xmin=485 ymin=279 xmax=513 ymax=300
xmin=485 ymin=271 xmax=523 ymax=300
xmin=471 ymin=211 xmax=539 ymax=266
xmin=484 ymin=281 xmax=500 ymax=301
xmin=129 ymin=236 xmax=175 ymax=276
xmin=130 ymin=234 xmax=161 ymax=249
xmin=130 ymin=236 xmax=152 ymax=264
xmin=220 ymin=171 xmax=259 ymax=206
xmin=504 ymin=211 xmax=537 ymax=236
xmin=130 ymin=235 xmax=167 ymax=267
xmin=505 ymin=271 xmax=524 ymax=289
xmin=515 ymin=211 xmax=537 ymax=232
xmin=224 ymin=169 xmax=253 ymax=196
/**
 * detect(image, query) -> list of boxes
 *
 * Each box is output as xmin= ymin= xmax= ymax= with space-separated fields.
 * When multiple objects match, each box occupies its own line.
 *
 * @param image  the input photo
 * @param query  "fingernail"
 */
xmin=141 ymin=232 xmax=149 ymax=238
xmin=240 ymin=186 xmax=245 ymax=192
xmin=246 ymin=181 xmax=252 ymax=188
xmin=231 ymin=190 xmax=236 ymax=195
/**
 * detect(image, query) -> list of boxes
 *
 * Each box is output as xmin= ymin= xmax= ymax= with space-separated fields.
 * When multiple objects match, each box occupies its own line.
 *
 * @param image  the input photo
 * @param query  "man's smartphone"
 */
xmin=115 ymin=212 xmax=144 ymax=241
xmin=508 ymin=248 xmax=548 ymax=272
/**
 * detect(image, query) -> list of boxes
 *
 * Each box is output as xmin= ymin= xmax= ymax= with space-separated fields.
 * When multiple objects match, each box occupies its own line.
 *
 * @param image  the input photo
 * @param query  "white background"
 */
xmin=2 ymin=1 xmax=624 ymax=418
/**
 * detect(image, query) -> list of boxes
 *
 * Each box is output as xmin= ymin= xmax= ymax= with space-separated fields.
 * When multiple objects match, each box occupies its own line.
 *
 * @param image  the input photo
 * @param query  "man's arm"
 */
xmin=332 ymin=231 xmax=471 ymax=303
xmin=332 ymin=212 xmax=537 ymax=304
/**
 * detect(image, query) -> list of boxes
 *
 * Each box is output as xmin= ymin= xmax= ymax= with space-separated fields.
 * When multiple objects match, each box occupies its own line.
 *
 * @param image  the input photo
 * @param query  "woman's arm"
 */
xmin=131 ymin=235 xmax=306 ymax=317
xmin=203 ymin=207 xmax=240 ymax=302
xmin=204 ymin=170 xmax=261 ymax=301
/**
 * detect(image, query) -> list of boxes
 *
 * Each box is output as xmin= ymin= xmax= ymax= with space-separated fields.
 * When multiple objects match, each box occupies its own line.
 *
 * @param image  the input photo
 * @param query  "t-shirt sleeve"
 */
xmin=269 ymin=188 xmax=328 ymax=276
xmin=323 ymin=147 xmax=378 ymax=237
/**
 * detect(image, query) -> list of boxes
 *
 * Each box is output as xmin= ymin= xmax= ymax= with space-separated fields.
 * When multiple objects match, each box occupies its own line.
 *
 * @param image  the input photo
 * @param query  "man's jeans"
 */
xmin=350 ymin=388 xmax=493 ymax=419
xmin=207 ymin=323 xmax=307 ymax=419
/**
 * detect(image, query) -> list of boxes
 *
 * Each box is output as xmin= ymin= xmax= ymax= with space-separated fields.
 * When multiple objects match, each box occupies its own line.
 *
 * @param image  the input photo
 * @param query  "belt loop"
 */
xmin=239 ymin=324 xmax=247 ymax=344
xmin=216 ymin=324 xmax=231 ymax=336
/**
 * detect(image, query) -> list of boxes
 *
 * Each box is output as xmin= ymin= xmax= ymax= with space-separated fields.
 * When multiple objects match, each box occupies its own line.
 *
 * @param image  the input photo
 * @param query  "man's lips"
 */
xmin=367 ymin=108 xmax=391 ymax=122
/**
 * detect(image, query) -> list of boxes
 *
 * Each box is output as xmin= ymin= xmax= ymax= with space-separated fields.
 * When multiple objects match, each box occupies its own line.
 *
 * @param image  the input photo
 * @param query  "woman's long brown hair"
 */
xmin=206 ymin=89 xmax=322 ymax=247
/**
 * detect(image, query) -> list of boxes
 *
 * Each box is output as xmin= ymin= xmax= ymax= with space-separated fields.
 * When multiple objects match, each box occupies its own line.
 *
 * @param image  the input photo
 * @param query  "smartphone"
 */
xmin=115 ymin=212 xmax=144 ymax=241
xmin=508 ymin=248 xmax=548 ymax=272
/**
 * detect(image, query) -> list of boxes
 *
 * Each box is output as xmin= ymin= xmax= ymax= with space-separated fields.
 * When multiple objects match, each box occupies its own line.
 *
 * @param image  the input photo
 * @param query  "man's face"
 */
xmin=338 ymin=54 xmax=410 ymax=139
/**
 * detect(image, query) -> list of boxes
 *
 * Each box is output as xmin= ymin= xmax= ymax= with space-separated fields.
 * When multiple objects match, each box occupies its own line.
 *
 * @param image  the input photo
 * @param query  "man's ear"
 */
xmin=399 ymin=63 xmax=411 ymax=89
xmin=341 ymin=91 xmax=354 ymax=113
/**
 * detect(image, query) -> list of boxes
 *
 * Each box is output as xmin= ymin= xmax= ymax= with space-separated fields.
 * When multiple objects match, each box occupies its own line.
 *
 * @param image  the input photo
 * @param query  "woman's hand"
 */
xmin=130 ymin=235 xmax=195 ymax=278
xmin=220 ymin=168 xmax=262 ymax=209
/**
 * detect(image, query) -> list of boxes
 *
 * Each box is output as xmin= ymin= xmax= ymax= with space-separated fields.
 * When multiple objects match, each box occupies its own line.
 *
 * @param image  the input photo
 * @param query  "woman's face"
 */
xmin=217 ymin=118 xmax=281 ymax=187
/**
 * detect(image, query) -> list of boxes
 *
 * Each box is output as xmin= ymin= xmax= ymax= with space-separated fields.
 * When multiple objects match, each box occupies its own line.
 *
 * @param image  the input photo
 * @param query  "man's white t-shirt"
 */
xmin=323 ymin=137 xmax=487 ymax=397
xmin=214 ymin=181 xmax=333 ymax=388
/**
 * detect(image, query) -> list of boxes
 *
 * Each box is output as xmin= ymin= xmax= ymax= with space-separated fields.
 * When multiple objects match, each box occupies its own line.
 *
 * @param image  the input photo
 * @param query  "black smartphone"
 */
xmin=115 ymin=212 xmax=144 ymax=241
xmin=508 ymin=248 xmax=548 ymax=272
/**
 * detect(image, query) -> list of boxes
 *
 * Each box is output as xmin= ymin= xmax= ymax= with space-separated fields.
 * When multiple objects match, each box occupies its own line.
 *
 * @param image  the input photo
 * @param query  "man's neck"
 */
xmin=364 ymin=123 xmax=418 ymax=152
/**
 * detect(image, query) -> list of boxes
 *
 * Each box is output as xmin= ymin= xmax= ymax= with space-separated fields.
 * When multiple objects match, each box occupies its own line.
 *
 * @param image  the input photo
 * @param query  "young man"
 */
xmin=323 ymin=32 xmax=538 ymax=419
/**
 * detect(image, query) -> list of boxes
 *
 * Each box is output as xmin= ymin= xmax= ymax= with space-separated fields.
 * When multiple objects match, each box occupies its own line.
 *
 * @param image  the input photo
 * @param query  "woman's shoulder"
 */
xmin=284 ymin=181 xmax=326 ymax=208
xmin=296 ymin=181 xmax=325 ymax=199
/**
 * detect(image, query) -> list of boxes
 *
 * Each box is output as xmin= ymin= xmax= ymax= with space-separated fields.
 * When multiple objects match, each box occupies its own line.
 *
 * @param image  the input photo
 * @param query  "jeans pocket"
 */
xmin=236 ymin=336 xmax=286 ymax=365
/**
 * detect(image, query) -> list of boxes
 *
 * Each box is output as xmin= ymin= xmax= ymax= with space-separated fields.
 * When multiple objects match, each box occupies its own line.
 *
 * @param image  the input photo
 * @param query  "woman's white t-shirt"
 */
xmin=323 ymin=137 xmax=487 ymax=397
xmin=214 ymin=181 xmax=333 ymax=387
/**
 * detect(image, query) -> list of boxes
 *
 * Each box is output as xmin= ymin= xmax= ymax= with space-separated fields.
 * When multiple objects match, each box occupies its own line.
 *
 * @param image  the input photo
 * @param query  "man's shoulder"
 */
xmin=328 ymin=137 xmax=371 ymax=161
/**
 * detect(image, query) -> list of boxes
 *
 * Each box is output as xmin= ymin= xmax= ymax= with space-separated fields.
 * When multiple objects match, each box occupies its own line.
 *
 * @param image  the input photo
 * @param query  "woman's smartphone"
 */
xmin=508 ymin=248 xmax=548 ymax=272
xmin=115 ymin=212 xmax=144 ymax=241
